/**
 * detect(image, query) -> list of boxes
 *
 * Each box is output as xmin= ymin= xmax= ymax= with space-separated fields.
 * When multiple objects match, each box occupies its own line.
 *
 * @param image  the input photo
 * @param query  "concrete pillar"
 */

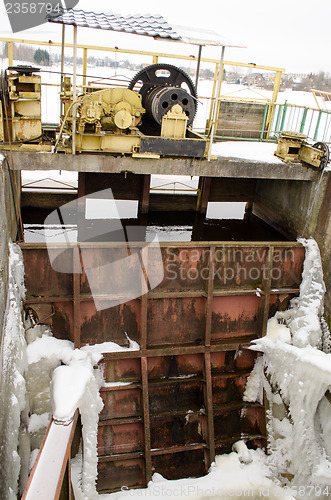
xmin=252 ymin=172 xmax=331 ymax=327
xmin=197 ymin=177 xmax=211 ymax=214
xmin=0 ymin=156 xmax=20 ymax=343
xmin=140 ymin=174 xmax=150 ymax=215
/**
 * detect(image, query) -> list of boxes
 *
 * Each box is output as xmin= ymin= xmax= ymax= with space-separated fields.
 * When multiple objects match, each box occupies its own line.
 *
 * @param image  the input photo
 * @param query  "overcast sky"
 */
xmin=0 ymin=0 xmax=330 ymax=74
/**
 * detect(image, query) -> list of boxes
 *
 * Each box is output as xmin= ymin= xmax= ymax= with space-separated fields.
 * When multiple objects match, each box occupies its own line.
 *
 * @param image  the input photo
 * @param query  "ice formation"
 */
xmin=268 ymin=238 xmax=328 ymax=350
xmin=0 ymin=242 xmax=27 ymax=499
xmin=244 ymin=238 xmax=331 ymax=494
xmin=24 ymin=327 xmax=139 ymax=499
xmin=0 ymin=243 xmax=129 ymax=499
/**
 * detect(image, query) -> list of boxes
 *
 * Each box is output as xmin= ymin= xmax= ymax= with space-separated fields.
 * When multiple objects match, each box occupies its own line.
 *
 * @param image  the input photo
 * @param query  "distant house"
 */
xmin=241 ymin=73 xmax=266 ymax=86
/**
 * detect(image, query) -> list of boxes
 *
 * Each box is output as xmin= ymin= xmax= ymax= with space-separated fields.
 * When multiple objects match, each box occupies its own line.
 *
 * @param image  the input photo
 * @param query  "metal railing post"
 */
xmin=314 ymin=110 xmax=323 ymax=140
xmin=83 ymin=47 xmax=88 ymax=90
xmin=72 ymin=25 xmax=77 ymax=155
xmin=265 ymin=69 xmax=283 ymax=138
xmin=260 ymin=103 xmax=269 ymax=140
xmin=8 ymin=41 xmax=13 ymax=71
xmin=280 ymin=101 xmax=288 ymax=131
xmin=299 ymin=107 xmax=308 ymax=133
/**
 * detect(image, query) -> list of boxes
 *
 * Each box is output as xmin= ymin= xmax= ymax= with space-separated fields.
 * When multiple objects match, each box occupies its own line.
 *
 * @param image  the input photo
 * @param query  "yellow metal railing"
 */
xmin=311 ymin=89 xmax=331 ymax=111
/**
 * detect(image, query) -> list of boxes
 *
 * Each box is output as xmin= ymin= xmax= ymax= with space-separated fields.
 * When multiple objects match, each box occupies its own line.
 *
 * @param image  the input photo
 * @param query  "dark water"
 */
xmin=23 ymin=208 xmax=287 ymax=243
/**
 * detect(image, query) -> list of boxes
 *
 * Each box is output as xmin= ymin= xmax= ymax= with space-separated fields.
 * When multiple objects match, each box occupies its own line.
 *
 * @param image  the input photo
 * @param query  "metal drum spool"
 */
xmin=128 ymin=63 xmax=197 ymax=135
xmin=145 ymin=85 xmax=196 ymax=126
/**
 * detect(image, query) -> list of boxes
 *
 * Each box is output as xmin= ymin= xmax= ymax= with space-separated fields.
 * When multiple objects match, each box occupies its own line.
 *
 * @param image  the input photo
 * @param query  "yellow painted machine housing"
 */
xmin=0 ymin=105 xmax=3 ymax=142
xmin=7 ymin=72 xmax=42 ymax=142
xmin=161 ymin=104 xmax=188 ymax=139
xmin=77 ymin=87 xmax=145 ymax=134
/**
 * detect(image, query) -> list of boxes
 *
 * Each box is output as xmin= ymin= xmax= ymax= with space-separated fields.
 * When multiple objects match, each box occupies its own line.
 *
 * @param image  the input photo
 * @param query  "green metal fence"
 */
xmin=270 ymin=102 xmax=331 ymax=143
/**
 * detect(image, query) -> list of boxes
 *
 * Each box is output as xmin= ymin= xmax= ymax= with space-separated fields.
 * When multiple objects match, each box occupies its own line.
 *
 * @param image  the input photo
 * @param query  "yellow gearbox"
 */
xmin=77 ymin=87 xmax=145 ymax=134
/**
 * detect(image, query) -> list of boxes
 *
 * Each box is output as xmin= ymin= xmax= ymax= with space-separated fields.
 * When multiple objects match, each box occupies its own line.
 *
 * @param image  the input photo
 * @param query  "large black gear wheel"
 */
xmin=313 ymin=142 xmax=329 ymax=170
xmin=128 ymin=63 xmax=198 ymax=135
xmin=0 ymin=70 xmax=9 ymax=109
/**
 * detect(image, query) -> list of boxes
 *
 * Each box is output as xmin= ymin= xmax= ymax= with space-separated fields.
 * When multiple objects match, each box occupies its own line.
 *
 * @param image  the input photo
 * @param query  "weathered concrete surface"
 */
xmin=8 ymin=151 xmax=317 ymax=181
xmin=0 ymin=155 xmax=20 ymax=341
xmin=253 ymin=171 xmax=331 ymax=326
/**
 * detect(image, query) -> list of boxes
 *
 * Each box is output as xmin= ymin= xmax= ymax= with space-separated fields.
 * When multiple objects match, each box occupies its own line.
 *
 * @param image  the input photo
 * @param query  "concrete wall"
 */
xmin=0 ymin=155 xmax=20 ymax=341
xmin=253 ymin=171 xmax=331 ymax=326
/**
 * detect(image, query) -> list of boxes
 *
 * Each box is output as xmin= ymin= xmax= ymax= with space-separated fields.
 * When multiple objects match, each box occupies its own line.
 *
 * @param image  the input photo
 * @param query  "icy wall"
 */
xmin=0 ymin=242 xmax=27 ymax=499
xmin=0 ymin=243 xmax=106 ymax=499
xmin=245 ymin=238 xmax=331 ymax=496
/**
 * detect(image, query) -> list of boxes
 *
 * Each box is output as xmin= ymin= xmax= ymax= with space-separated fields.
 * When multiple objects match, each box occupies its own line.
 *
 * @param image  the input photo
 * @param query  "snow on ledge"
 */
xmin=212 ymin=141 xmax=285 ymax=164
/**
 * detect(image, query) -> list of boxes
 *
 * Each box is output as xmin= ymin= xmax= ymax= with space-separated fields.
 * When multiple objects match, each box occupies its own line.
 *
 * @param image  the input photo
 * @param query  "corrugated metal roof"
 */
xmin=48 ymin=9 xmax=181 ymax=40
xmin=48 ymin=9 xmax=245 ymax=47
xmin=172 ymin=24 xmax=245 ymax=48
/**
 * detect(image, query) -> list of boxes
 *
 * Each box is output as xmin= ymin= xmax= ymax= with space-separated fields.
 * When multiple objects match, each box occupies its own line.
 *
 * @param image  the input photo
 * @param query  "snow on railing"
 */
xmin=21 ymin=411 xmax=80 ymax=500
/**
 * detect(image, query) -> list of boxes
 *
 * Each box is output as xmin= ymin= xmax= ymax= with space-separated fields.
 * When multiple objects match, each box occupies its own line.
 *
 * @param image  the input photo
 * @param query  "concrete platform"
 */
xmin=7 ymin=150 xmax=317 ymax=181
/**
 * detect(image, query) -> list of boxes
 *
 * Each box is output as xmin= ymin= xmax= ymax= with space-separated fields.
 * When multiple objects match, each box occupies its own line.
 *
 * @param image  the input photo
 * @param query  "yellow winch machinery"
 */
xmin=0 ymin=63 xmax=206 ymax=158
xmin=0 ymin=66 xmax=42 ymax=144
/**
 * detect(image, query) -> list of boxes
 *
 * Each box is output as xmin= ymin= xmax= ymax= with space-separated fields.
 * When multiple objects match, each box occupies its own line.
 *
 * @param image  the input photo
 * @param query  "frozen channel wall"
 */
xmin=253 ymin=171 xmax=331 ymax=327
xmin=0 ymin=155 xmax=20 ymax=341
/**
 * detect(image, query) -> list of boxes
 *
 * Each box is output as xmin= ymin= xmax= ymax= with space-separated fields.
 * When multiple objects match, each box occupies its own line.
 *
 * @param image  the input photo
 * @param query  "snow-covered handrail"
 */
xmin=21 ymin=410 xmax=80 ymax=500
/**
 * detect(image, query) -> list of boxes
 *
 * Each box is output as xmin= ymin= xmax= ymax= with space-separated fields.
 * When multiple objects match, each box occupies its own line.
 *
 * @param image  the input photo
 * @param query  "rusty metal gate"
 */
xmin=21 ymin=241 xmax=305 ymax=492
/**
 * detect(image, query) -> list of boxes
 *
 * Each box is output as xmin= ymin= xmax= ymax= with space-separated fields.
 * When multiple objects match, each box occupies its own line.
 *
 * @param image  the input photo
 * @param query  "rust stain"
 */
xmin=148 ymin=298 xmax=205 ymax=346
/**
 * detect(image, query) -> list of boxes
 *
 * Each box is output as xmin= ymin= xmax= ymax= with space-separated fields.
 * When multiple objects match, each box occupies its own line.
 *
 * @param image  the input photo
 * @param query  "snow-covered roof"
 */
xmin=48 ymin=9 xmax=244 ymax=48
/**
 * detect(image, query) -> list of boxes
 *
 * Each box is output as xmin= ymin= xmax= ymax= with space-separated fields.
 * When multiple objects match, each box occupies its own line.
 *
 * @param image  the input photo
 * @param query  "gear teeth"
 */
xmin=128 ymin=63 xmax=198 ymax=123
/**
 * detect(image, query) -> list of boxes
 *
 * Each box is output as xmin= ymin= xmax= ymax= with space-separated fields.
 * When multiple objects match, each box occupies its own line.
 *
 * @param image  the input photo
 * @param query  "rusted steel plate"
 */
xmin=149 ymin=381 xmax=204 ymax=414
xmin=23 ymin=248 xmax=73 ymax=298
xmin=152 ymin=449 xmax=207 ymax=480
xmin=79 ymin=246 xmax=146 ymax=297
xmin=213 ymin=246 xmax=268 ymax=289
xmin=147 ymin=354 xmax=204 ymax=378
xmin=98 ymin=422 xmax=144 ymax=456
xmin=99 ymin=388 xmax=142 ymax=420
xmin=80 ymin=299 xmax=141 ymax=346
xmin=150 ymin=415 xmax=204 ymax=449
xmin=150 ymin=247 xmax=210 ymax=292
xmin=97 ymin=458 xmax=145 ymax=492
xmin=51 ymin=301 xmax=74 ymax=342
xmin=271 ymin=246 xmax=305 ymax=288
xmin=234 ymin=349 xmax=258 ymax=370
xmin=211 ymin=295 xmax=263 ymax=340
xmin=214 ymin=406 xmax=265 ymax=444
xmin=147 ymin=297 xmax=206 ymax=346
xmin=241 ymin=406 xmax=266 ymax=432
xmin=100 ymin=358 xmax=141 ymax=383
xmin=212 ymin=375 xmax=248 ymax=405
xmin=210 ymin=349 xmax=258 ymax=374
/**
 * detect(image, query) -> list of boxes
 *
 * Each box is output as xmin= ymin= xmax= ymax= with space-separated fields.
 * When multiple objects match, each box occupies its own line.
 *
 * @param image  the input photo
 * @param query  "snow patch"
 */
xmin=28 ymin=412 xmax=50 ymax=434
xmin=97 ymin=449 xmax=295 ymax=499
xmin=212 ymin=141 xmax=284 ymax=164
